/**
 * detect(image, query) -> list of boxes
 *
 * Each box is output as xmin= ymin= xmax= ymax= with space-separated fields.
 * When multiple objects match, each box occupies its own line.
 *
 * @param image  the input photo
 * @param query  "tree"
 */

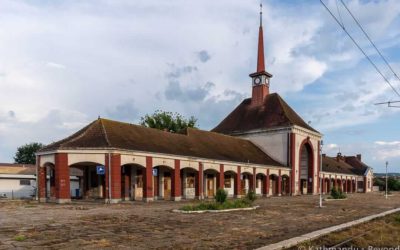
xmin=140 ymin=110 xmax=197 ymax=133
xmin=14 ymin=142 xmax=44 ymax=164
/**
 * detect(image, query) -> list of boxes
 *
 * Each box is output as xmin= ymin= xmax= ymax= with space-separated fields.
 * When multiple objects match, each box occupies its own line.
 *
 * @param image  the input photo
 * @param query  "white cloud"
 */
xmin=0 ymin=0 xmax=399 ymax=165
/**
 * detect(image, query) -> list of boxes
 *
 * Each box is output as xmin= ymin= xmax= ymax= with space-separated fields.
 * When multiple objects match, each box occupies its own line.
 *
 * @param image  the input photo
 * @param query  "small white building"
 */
xmin=0 ymin=163 xmax=80 ymax=200
xmin=0 ymin=163 xmax=36 ymax=199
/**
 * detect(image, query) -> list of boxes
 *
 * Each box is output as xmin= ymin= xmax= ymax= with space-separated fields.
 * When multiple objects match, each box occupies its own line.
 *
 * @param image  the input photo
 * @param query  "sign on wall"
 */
xmin=97 ymin=165 xmax=105 ymax=175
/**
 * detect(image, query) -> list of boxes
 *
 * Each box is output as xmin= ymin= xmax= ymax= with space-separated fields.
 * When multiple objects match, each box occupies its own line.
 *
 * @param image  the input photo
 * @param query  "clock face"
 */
xmin=254 ymin=77 xmax=261 ymax=85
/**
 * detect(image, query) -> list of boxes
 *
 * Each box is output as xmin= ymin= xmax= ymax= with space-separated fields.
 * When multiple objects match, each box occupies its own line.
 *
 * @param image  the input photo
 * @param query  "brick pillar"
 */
xmin=262 ymin=171 xmax=267 ymax=196
xmin=234 ymin=166 xmax=241 ymax=198
xmin=143 ymin=156 xmax=153 ymax=202
xmin=334 ymin=176 xmax=338 ymax=189
xmin=38 ymin=164 xmax=47 ymax=202
xmin=54 ymin=153 xmax=70 ymax=203
xmin=290 ymin=133 xmax=296 ymax=195
xmin=317 ymin=141 xmax=320 ymax=194
xmin=266 ymin=169 xmax=270 ymax=196
xmin=278 ymin=170 xmax=282 ymax=196
xmin=110 ymin=154 xmax=121 ymax=203
xmin=196 ymin=163 xmax=203 ymax=199
xmin=350 ymin=179 xmax=353 ymax=193
xmin=218 ymin=164 xmax=224 ymax=189
xmin=171 ymin=159 xmax=181 ymax=201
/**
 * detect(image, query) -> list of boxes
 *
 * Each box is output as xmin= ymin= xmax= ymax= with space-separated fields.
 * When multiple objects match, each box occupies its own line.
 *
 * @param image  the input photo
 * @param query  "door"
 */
xmin=207 ymin=175 xmax=214 ymax=197
xmin=163 ymin=175 xmax=171 ymax=199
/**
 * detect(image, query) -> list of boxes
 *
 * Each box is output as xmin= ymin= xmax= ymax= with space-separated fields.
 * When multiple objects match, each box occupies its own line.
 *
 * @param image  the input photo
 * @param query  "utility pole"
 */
xmin=319 ymin=140 xmax=324 ymax=208
xmin=385 ymin=161 xmax=388 ymax=199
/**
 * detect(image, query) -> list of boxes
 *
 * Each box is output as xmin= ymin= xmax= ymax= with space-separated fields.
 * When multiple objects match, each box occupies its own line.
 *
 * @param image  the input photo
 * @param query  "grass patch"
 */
xmin=180 ymin=198 xmax=253 ymax=211
xmin=14 ymin=235 xmax=26 ymax=241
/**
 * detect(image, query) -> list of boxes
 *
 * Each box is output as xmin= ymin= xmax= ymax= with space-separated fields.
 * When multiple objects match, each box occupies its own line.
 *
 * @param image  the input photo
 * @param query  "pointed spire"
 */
xmin=257 ymin=3 xmax=265 ymax=73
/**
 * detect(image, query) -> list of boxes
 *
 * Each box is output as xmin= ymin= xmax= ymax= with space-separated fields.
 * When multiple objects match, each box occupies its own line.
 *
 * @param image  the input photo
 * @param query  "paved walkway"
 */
xmin=0 ymin=192 xmax=398 ymax=249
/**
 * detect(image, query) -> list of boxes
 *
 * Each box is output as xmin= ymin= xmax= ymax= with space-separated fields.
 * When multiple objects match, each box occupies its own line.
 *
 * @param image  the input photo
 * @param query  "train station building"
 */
xmin=35 ymin=10 xmax=373 ymax=203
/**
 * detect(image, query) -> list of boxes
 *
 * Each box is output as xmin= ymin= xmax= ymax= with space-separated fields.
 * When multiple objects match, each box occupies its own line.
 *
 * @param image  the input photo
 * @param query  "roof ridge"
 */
xmin=99 ymin=119 xmax=111 ymax=147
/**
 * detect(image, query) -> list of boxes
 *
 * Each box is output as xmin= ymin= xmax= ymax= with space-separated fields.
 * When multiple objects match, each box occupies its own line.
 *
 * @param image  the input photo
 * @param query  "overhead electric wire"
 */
xmin=320 ymin=0 xmax=400 ymax=98
xmin=340 ymin=0 xmax=400 ymax=83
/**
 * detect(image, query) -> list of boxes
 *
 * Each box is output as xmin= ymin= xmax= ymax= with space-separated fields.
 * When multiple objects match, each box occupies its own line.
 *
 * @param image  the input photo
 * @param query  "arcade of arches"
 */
xmin=37 ymin=153 xmax=296 ymax=203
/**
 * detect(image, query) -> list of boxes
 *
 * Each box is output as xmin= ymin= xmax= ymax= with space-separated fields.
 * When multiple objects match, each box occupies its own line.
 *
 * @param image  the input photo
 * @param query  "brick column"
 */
xmin=266 ymin=169 xmax=270 ymax=196
xmin=317 ymin=141 xmax=320 ymax=194
xmin=143 ymin=156 xmax=153 ymax=202
xmin=110 ymin=154 xmax=121 ymax=203
xmin=218 ymin=164 xmax=224 ymax=189
xmin=334 ymin=176 xmax=338 ymax=189
xmin=350 ymin=179 xmax=353 ymax=193
xmin=196 ymin=163 xmax=203 ymax=199
xmin=38 ymin=162 xmax=47 ymax=202
xmin=278 ymin=170 xmax=282 ymax=196
xmin=234 ymin=166 xmax=241 ymax=198
xmin=290 ymin=133 xmax=296 ymax=195
xmin=171 ymin=159 xmax=181 ymax=201
xmin=54 ymin=153 xmax=70 ymax=203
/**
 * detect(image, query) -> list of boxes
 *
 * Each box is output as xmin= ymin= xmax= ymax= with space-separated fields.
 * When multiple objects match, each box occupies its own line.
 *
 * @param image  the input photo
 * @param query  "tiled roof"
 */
xmin=344 ymin=156 xmax=369 ymax=175
xmin=322 ymin=155 xmax=370 ymax=176
xmin=322 ymin=156 xmax=355 ymax=175
xmin=0 ymin=163 xmax=36 ymax=175
xmin=212 ymin=93 xmax=319 ymax=134
xmin=40 ymin=118 xmax=284 ymax=167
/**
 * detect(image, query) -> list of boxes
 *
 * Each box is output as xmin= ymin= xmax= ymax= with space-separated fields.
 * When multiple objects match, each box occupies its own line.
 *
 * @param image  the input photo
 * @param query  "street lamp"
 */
xmin=319 ymin=140 xmax=324 ymax=208
xmin=385 ymin=161 xmax=388 ymax=199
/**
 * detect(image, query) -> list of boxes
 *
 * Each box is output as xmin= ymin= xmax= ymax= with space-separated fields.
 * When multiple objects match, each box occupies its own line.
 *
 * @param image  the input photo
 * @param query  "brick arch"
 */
xmin=298 ymin=138 xmax=315 ymax=194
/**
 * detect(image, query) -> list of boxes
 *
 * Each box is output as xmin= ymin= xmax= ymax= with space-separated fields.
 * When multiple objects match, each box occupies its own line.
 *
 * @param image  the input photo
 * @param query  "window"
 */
xmin=20 ymin=179 xmax=31 ymax=186
xmin=224 ymin=175 xmax=231 ymax=188
xmin=186 ymin=174 xmax=195 ymax=188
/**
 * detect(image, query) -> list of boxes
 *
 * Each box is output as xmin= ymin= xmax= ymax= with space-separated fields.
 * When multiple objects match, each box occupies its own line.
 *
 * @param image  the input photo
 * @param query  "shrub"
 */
xmin=14 ymin=235 xmax=26 ymax=241
xmin=215 ymin=188 xmax=228 ymax=204
xmin=246 ymin=189 xmax=257 ymax=203
xmin=330 ymin=187 xmax=347 ymax=199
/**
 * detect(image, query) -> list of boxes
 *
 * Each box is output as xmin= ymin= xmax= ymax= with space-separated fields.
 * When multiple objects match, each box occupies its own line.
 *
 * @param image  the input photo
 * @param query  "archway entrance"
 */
xmin=300 ymin=143 xmax=313 ymax=194
xmin=281 ymin=175 xmax=290 ymax=195
xmin=269 ymin=174 xmax=279 ymax=196
xmin=204 ymin=169 xmax=218 ymax=198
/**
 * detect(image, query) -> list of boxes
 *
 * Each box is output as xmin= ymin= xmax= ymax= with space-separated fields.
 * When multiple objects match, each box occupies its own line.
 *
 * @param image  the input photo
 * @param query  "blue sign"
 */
xmin=153 ymin=168 xmax=158 ymax=176
xmin=97 ymin=165 xmax=105 ymax=175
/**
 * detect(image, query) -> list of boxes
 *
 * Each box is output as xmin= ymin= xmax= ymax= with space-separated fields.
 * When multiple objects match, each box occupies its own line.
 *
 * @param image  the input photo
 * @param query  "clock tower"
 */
xmin=250 ymin=4 xmax=272 ymax=106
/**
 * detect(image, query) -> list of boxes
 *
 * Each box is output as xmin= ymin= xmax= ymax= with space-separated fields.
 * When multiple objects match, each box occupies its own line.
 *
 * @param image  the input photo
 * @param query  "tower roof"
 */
xmin=212 ymin=93 xmax=319 ymax=134
xmin=257 ymin=3 xmax=265 ymax=73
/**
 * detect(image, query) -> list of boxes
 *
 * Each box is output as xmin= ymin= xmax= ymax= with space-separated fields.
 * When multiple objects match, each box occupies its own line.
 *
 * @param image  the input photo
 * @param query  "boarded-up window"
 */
xmin=224 ymin=175 xmax=231 ymax=188
xmin=20 ymin=179 xmax=31 ymax=186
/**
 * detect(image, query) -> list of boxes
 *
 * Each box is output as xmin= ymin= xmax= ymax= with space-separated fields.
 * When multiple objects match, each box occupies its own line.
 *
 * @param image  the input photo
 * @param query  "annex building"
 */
xmin=35 ymin=10 xmax=373 ymax=203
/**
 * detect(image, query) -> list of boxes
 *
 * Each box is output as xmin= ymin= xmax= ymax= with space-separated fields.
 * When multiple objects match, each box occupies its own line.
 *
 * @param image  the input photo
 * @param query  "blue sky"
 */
xmin=0 ymin=0 xmax=399 ymax=173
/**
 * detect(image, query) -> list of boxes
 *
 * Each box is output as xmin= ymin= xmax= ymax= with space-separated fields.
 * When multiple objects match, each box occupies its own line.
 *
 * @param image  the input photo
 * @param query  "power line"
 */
xmin=320 ymin=0 xmax=400 ymax=98
xmin=339 ymin=0 xmax=400 ymax=83
xmin=374 ymin=101 xmax=400 ymax=108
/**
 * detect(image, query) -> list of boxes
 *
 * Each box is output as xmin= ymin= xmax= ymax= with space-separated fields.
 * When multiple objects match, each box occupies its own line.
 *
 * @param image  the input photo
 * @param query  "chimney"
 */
xmin=336 ymin=152 xmax=342 ymax=162
xmin=356 ymin=154 xmax=361 ymax=161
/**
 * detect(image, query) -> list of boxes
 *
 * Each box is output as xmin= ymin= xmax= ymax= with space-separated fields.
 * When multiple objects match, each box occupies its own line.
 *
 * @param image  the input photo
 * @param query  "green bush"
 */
xmin=246 ymin=189 xmax=257 ymax=202
xmin=179 ymin=198 xmax=254 ymax=211
xmin=215 ymin=188 xmax=228 ymax=204
xmin=330 ymin=187 xmax=347 ymax=199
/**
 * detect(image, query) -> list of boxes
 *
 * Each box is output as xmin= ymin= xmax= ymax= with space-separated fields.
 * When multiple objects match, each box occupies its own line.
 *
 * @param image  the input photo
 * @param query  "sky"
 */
xmin=0 ymin=0 xmax=399 ymax=173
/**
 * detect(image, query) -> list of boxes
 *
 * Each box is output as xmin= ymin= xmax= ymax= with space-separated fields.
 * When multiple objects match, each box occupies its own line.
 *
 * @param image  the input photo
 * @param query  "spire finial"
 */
xmin=260 ymin=3 xmax=263 ymax=27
